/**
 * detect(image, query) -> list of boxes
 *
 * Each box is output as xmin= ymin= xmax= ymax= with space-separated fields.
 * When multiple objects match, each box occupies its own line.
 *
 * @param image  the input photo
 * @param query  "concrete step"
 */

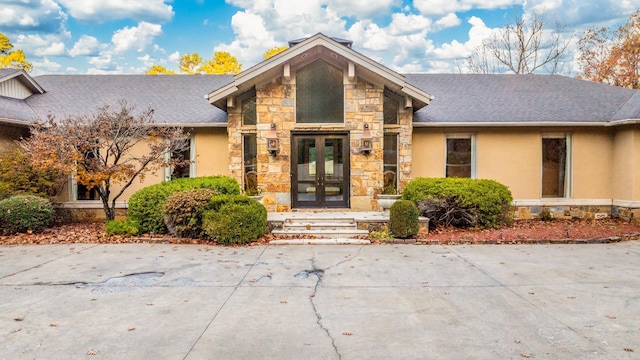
xmin=271 ymin=229 xmax=369 ymax=238
xmin=269 ymin=238 xmax=371 ymax=245
xmin=284 ymin=218 xmax=357 ymax=225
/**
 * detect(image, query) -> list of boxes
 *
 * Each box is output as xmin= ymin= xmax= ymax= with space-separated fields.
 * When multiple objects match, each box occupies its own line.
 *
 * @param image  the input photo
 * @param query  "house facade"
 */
xmin=2 ymin=33 xmax=640 ymax=220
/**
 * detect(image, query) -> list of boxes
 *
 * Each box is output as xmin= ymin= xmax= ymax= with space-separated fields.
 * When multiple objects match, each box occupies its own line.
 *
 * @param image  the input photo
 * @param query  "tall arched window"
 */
xmin=296 ymin=60 xmax=343 ymax=123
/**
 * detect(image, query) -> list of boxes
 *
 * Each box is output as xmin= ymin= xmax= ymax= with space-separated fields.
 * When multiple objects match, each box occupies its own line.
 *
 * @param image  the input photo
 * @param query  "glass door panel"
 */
xmin=292 ymin=134 xmax=349 ymax=208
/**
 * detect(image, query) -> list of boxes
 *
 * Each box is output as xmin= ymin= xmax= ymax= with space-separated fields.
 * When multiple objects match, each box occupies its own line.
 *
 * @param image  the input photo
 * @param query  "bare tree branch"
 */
xmin=467 ymin=12 xmax=571 ymax=74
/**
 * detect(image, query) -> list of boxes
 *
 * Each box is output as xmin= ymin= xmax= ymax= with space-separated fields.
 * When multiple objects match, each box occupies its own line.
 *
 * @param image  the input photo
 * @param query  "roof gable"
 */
xmin=206 ymin=33 xmax=432 ymax=111
xmin=0 ymin=68 xmax=45 ymax=99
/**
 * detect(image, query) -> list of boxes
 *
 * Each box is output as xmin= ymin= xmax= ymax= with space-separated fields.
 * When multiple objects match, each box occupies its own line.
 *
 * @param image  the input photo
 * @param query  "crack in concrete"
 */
xmin=307 ymin=257 xmax=341 ymax=360
xmin=0 ymin=244 xmax=101 ymax=281
xmin=303 ymin=246 xmax=364 ymax=360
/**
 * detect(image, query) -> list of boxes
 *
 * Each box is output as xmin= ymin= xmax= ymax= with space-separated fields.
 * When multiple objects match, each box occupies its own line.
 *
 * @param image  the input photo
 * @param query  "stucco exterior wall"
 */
xmin=412 ymin=127 xmax=616 ymax=202
xmin=612 ymin=127 xmax=640 ymax=202
xmin=193 ymin=128 xmax=230 ymax=177
xmin=476 ymin=129 xmax=540 ymax=199
xmin=572 ymin=129 xmax=614 ymax=200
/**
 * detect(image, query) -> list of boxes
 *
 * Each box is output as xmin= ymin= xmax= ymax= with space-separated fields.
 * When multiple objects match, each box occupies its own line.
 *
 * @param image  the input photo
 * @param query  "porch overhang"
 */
xmin=206 ymin=33 xmax=433 ymax=111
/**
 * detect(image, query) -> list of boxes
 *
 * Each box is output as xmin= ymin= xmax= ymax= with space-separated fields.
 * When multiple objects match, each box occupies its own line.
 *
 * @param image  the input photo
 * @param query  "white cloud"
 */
xmin=69 ymin=35 xmax=102 ymax=57
xmin=111 ymin=22 xmax=163 ymax=54
xmin=31 ymin=57 xmax=62 ymax=75
xmin=35 ymin=41 xmax=66 ymax=56
xmin=58 ymin=0 xmax=174 ymax=23
xmin=13 ymin=32 xmax=71 ymax=56
xmin=325 ymin=0 xmax=397 ymax=19
xmin=522 ymin=0 xmax=637 ymax=27
xmin=433 ymin=16 xmax=492 ymax=60
xmin=413 ymin=0 xmax=521 ymax=16
xmin=0 ymin=0 xmax=67 ymax=32
xmin=388 ymin=13 xmax=432 ymax=36
xmin=168 ymin=51 xmax=180 ymax=62
xmin=435 ymin=13 xmax=462 ymax=29
xmin=137 ymin=54 xmax=155 ymax=67
xmin=88 ymin=53 xmax=116 ymax=70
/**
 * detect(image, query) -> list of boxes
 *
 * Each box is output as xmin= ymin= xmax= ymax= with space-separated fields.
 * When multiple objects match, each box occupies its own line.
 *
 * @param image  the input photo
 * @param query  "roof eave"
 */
xmin=0 ymin=70 xmax=45 ymax=95
xmin=412 ymin=121 xmax=610 ymax=127
xmin=206 ymin=33 xmax=432 ymax=110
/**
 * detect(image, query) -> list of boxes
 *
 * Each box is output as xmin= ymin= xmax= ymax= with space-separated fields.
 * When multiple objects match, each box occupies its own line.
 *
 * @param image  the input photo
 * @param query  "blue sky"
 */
xmin=1 ymin=0 xmax=639 ymax=75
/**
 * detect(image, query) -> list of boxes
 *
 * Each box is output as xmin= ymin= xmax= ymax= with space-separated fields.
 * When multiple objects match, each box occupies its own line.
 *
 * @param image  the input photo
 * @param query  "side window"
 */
xmin=383 ymin=91 xmax=399 ymax=125
xmin=383 ymin=133 xmax=398 ymax=193
xmin=165 ymin=138 xmax=193 ymax=181
xmin=243 ymin=134 xmax=258 ymax=195
xmin=446 ymin=134 xmax=475 ymax=178
xmin=74 ymin=150 xmax=99 ymax=201
xmin=542 ymin=133 xmax=571 ymax=198
xmin=296 ymin=60 xmax=344 ymax=124
xmin=241 ymin=88 xmax=257 ymax=126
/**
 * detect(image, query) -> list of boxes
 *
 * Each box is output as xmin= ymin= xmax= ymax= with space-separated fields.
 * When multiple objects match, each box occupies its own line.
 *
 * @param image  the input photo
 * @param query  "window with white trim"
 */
xmin=383 ymin=133 xmax=398 ymax=193
xmin=445 ymin=134 xmax=476 ymax=178
xmin=542 ymin=133 xmax=571 ymax=198
xmin=165 ymin=137 xmax=195 ymax=181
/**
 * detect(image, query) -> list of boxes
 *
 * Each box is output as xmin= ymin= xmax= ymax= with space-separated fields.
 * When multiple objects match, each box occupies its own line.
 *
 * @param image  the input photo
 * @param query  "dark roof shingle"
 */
xmin=407 ymin=74 xmax=639 ymax=124
xmin=27 ymin=75 xmax=233 ymax=125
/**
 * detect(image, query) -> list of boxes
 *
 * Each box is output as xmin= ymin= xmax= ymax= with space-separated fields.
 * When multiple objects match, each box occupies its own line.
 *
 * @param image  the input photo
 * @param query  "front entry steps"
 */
xmin=270 ymin=217 xmax=370 ymax=245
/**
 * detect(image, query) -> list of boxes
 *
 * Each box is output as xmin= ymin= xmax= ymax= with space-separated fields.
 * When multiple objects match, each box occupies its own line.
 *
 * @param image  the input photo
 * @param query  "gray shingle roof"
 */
xmin=26 ymin=75 xmax=233 ymax=125
xmin=0 ymin=96 xmax=37 ymax=124
xmin=2 ymin=72 xmax=640 ymax=127
xmin=407 ymin=74 xmax=640 ymax=124
xmin=0 ymin=68 xmax=22 ymax=79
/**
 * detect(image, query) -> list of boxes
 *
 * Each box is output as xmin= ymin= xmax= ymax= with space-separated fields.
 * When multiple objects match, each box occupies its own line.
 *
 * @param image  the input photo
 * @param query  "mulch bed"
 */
xmin=1 ymin=218 xmax=640 ymax=246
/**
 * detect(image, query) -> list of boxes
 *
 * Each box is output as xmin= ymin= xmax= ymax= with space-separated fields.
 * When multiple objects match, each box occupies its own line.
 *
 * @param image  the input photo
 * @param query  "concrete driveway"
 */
xmin=1 ymin=242 xmax=639 ymax=359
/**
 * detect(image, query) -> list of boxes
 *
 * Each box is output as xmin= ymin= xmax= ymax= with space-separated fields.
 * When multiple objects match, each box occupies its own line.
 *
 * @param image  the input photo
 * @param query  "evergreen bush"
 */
xmin=162 ymin=188 xmax=217 ymax=238
xmin=105 ymin=219 xmax=140 ymax=236
xmin=202 ymin=195 xmax=267 ymax=245
xmin=128 ymin=176 xmax=240 ymax=234
xmin=0 ymin=194 xmax=53 ymax=234
xmin=402 ymin=177 xmax=513 ymax=229
xmin=389 ymin=200 xmax=419 ymax=238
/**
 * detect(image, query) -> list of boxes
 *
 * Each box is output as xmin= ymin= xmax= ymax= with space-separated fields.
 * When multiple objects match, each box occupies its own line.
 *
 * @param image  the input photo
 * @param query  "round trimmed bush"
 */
xmin=0 ymin=194 xmax=53 ymax=234
xmin=389 ymin=200 xmax=419 ymax=238
xmin=202 ymin=195 xmax=267 ymax=245
xmin=163 ymin=188 xmax=217 ymax=238
xmin=128 ymin=176 xmax=240 ymax=234
xmin=403 ymin=177 xmax=512 ymax=229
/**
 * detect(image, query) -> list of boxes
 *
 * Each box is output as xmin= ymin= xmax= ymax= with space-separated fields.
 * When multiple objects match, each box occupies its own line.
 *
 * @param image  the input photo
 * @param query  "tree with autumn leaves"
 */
xmin=146 ymin=51 xmax=241 ymax=75
xmin=577 ymin=9 xmax=640 ymax=89
xmin=20 ymin=102 xmax=190 ymax=221
xmin=0 ymin=33 xmax=31 ymax=72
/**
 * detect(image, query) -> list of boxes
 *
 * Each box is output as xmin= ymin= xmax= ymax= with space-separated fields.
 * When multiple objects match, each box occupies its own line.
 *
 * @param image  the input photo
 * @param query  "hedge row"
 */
xmin=128 ymin=176 xmax=240 ymax=234
xmin=402 ymin=177 xmax=512 ymax=229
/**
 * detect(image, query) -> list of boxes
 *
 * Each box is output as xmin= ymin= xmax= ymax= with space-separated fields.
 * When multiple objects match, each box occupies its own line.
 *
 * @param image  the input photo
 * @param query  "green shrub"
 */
xmin=0 ymin=195 xmax=53 ymax=234
xmin=105 ymin=219 xmax=139 ymax=236
xmin=402 ymin=177 xmax=513 ymax=229
xmin=162 ymin=188 xmax=217 ymax=238
xmin=128 ymin=176 xmax=240 ymax=234
xmin=202 ymin=195 xmax=267 ymax=245
xmin=0 ymin=146 xmax=66 ymax=200
xmin=389 ymin=200 xmax=419 ymax=238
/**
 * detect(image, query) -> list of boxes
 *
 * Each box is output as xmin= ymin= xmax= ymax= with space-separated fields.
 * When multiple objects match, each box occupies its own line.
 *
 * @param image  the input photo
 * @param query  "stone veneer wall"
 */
xmin=227 ymin=74 xmax=413 ymax=212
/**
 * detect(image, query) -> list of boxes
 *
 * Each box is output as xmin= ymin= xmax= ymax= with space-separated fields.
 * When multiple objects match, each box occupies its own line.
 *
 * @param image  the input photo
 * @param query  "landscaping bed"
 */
xmin=1 ymin=218 xmax=640 ymax=246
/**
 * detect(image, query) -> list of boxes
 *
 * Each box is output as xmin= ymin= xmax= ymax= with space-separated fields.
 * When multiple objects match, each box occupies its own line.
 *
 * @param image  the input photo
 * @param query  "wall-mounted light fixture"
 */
xmin=266 ymin=123 xmax=278 ymax=156
xmin=361 ymin=123 xmax=372 ymax=155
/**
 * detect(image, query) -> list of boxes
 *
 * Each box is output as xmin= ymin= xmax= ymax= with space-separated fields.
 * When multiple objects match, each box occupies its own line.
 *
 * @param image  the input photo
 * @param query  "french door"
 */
xmin=292 ymin=133 xmax=349 ymax=208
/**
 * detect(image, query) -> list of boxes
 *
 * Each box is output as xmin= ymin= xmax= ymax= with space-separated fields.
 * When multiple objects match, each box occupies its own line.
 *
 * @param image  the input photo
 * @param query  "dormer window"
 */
xmin=296 ymin=60 xmax=344 ymax=124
